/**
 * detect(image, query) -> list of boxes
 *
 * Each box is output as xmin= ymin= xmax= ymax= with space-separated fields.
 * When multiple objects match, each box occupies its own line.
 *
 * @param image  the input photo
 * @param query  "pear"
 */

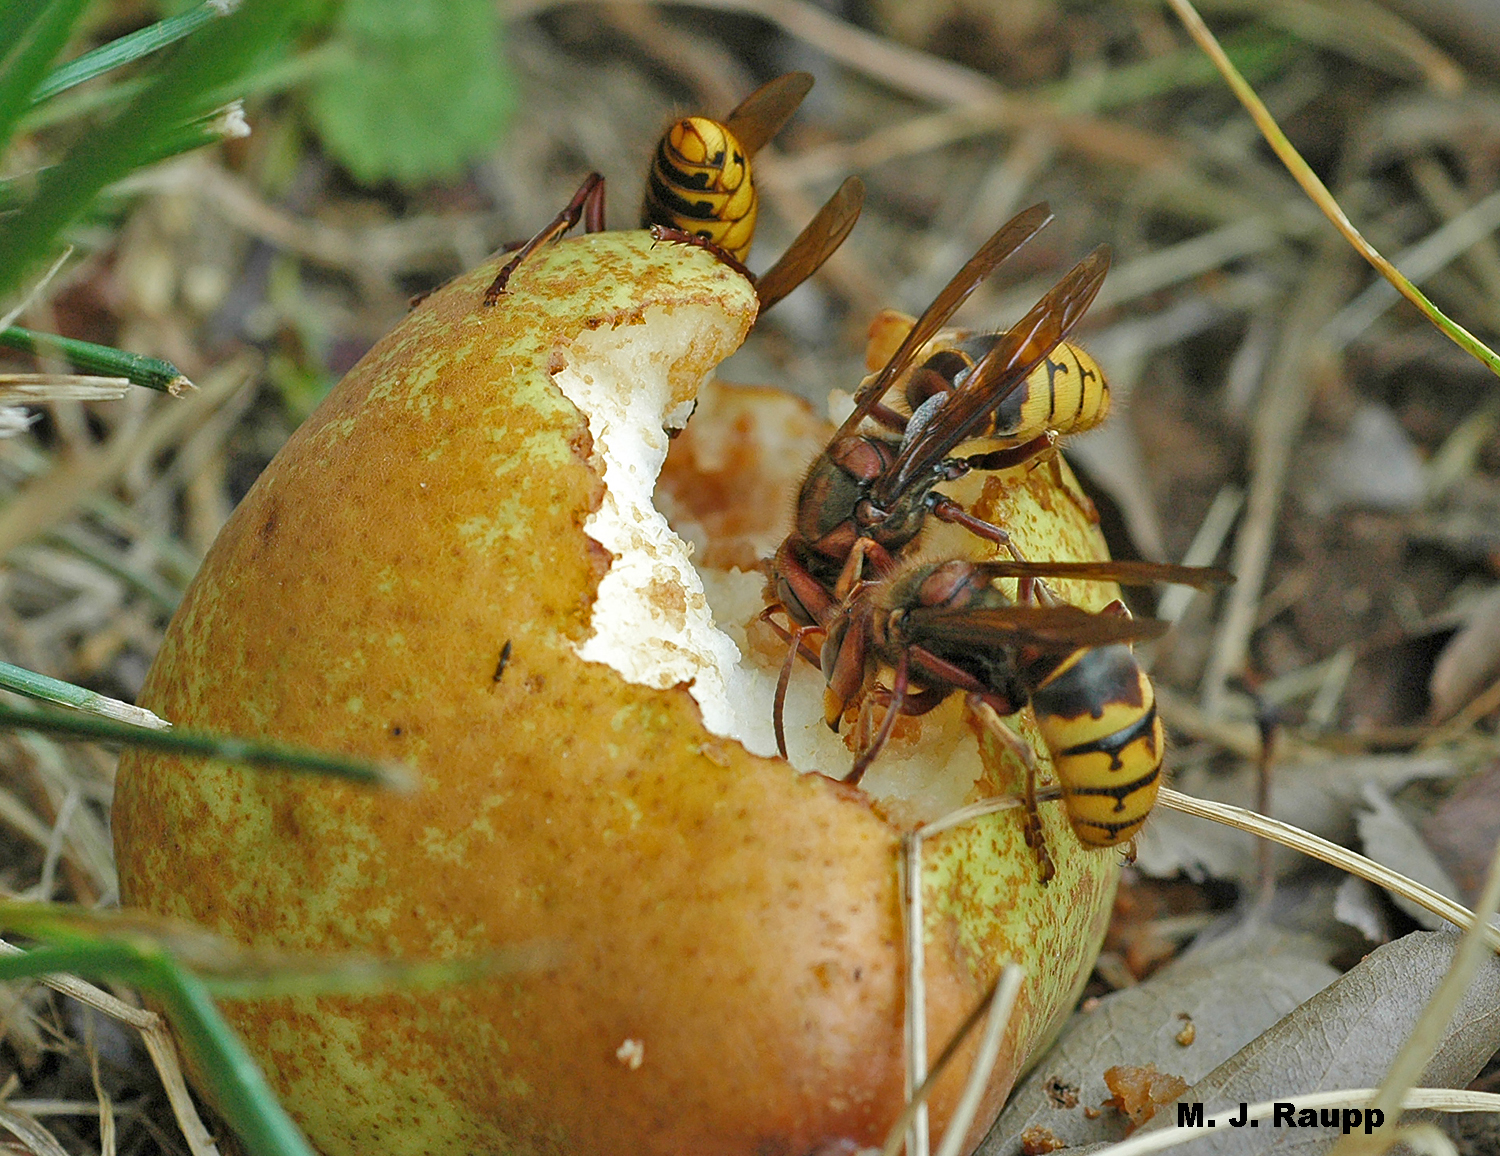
xmin=114 ymin=231 xmax=1120 ymax=1156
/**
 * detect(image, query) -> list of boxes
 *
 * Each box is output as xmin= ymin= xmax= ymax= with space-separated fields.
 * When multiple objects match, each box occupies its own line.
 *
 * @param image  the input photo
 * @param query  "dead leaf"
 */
xmin=1356 ymin=782 xmax=1464 ymax=931
xmin=981 ymin=921 xmax=1337 ymax=1153
xmin=1429 ymin=586 xmax=1500 ymax=720
xmin=1421 ymin=761 xmax=1500 ymax=904
xmin=1139 ymin=752 xmax=1460 ymax=883
xmin=1154 ymin=930 xmax=1500 ymax=1154
xmin=1332 ymin=876 xmax=1393 ymax=945
xmin=1307 ymin=403 xmax=1426 ymax=515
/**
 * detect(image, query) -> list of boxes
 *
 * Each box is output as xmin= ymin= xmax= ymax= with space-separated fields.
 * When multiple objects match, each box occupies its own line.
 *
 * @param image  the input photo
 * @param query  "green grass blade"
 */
xmin=0 ymin=927 xmax=317 ymax=1156
xmin=0 ymin=939 xmax=152 ymax=982
xmin=0 ymin=658 xmax=170 ymax=729
xmin=152 ymin=964 xmax=320 ymax=1156
xmin=0 ymin=171 xmax=31 ymax=213
xmin=1 ymin=325 xmax=192 ymax=393
xmin=135 ymin=100 xmax=249 ymax=168
xmin=0 ymin=902 xmax=553 ymax=995
xmin=19 ymin=73 xmax=148 ymax=133
xmin=0 ymin=0 xmax=93 ymax=153
xmin=1166 ymin=0 xmax=1500 ymax=380
xmin=29 ymin=2 xmax=227 ymax=105
xmin=0 ymin=0 xmax=307 ymax=301
xmin=12 ymin=101 xmax=245 ymax=190
xmin=0 ymin=702 xmax=414 ymax=788
xmin=21 ymin=43 xmax=339 ymax=135
xmin=1071 ymin=26 xmax=1296 ymax=113
xmin=0 ymin=4 xmax=47 ymax=56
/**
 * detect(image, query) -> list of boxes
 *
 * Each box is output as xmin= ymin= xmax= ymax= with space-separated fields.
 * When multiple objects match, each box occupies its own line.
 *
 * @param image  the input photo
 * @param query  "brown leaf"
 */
xmin=1430 ymin=586 xmax=1500 ymax=720
xmin=982 ymin=921 xmax=1337 ymax=1153
xmin=1153 ymin=931 xmax=1500 ymax=1154
xmin=1356 ymin=783 xmax=1464 ymax=930
xmin=1421 ymin=760 xmax=1500 ymax=904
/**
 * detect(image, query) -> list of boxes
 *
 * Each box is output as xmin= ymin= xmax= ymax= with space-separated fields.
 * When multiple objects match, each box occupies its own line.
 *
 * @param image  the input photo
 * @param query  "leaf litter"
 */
xmin=985 ymin=921 xmax=1341 ymax=1153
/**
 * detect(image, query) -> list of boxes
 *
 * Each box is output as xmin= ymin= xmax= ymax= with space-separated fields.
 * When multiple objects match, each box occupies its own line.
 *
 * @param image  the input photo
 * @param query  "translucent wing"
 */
xmin=723 ymin=72 xmax=815 ymax=155
xmin=755 ymin=177 xmax=864 ymax=314
xmin=833 ymin=203 xmax=1054 ymax=441
xmin=903 ymin=603 xmax=1168 ymax=651
xmin=971 ymin=559 xmax=1234 ymax=589
xmin=874 ymin=245 xmax=1110 ymax=504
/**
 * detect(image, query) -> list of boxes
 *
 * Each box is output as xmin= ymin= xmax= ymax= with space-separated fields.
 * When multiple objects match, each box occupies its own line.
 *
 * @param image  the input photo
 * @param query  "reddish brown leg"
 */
xmin=926 ymin=494 xmax=1046 ymax=601
xmin=647 ymin=225 xmax=754 ymax=282
xmin=929 ymin=499 xmax=1068 ymax=608
xmin=580 ymin=176 xmax=607 ymax=232
xmin=773 ymin=621 xmax=823 ymax=760
xmin=966 ymin=695 xmax=1055 ymax=885
xmin=831 ymin=536 xmax=895 ymax=603
xmin=821 ymin=601 xmax=872 ymax=731
xmin=867 ymin=402 xmax=908 ymax=433
xmin=845 ymin=648 xmax=910 ymax=786
xmin=771 ymin=539 xmax=838 ymax=631
xmin=854 ymin=697 xmax=873 ymax=752
xmin=959 ymin=432 xmax=1056 ymax=474
xmin=484 ymin=173 xmax=607 ymax=306
xmin=927 ymin=496 xmax=1019 ymax=558
xmin=1013 ymin=572 xmax=1063 ymax=609
xmin=868 ymin=680 xmax=948 ymax=717
xmin=757 ymin=605 xmax=824 ymax=665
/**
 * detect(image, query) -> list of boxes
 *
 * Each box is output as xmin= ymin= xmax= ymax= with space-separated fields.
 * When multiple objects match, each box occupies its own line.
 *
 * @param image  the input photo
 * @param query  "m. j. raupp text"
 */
xmin=1177 ymin=1102 xmax=1385 ymax=1133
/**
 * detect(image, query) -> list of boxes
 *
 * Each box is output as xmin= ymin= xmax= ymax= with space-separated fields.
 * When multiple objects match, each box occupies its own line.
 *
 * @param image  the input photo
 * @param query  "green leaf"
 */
xmin=0 ymin=915 xmax=316 ymax=1156
xmin=0 ymin=0 xmax=312 ymax=301
xmin=0 ymin=0 xmax=93 ymax=154
xmin=305 ymin=0 xmax=513 ymax=186
xmin=1 ymin=324 xmax=192 ymax=392
xmin=0 ymin=701 xmax=414 ymax=789
xmin=29 ymin=2 xmax=227 ymax=105
xmin=0 ymin=656 xmax=169 ymax=729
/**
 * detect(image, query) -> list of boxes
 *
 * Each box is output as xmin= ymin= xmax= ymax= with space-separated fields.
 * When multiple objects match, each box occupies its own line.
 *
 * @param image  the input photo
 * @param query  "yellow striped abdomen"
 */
xmin=1029 ymin=644 xmax=1161 ymax=847
xmin=642 ymin=116 xmax=758 ymax=260
xmin=987 ymin=341 xmax=1108 ymax=444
